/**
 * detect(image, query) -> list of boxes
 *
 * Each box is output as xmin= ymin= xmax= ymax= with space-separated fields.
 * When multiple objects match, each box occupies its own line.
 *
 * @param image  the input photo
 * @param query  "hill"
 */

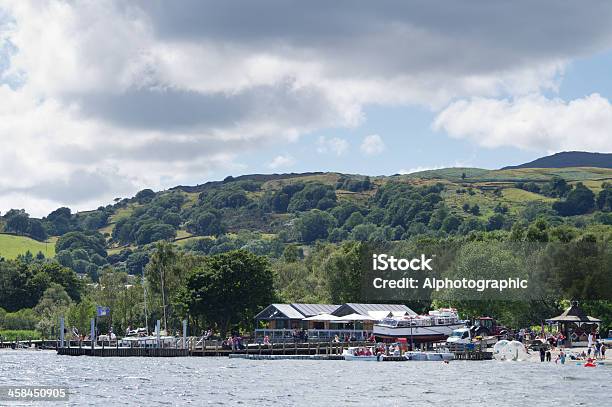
xmin=1 ymin=165 xmax=612 ymax=265
xmin=502 ymin=151 xmax=612 ymax=170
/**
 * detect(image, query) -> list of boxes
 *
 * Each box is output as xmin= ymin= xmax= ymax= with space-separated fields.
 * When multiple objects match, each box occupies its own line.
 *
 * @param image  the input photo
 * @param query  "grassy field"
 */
xmin=402 ymin=166 xmax=612 ymax=184
xmin=0 ymin=234 xmax=56 ymax=259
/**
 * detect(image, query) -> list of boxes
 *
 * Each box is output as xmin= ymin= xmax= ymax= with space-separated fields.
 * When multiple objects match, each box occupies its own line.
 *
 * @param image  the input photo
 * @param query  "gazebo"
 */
xmin=546 ymin=301 xmax=601 ymax=347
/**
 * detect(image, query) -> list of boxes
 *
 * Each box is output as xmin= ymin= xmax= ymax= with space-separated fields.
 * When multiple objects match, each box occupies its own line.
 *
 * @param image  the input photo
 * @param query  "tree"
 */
xmin=486 ymin=214 xmax=506 ymax=231
xmin=186 ymin=212 xmax=223 ymax=236
xmin=542 ymin=176 xmax=571 ymax=198
xmin=295 ymin=210 xmax=336 ymax=243
xmin=35 ymin=284 xmax=72 ymax=338
xmin=4 ymin=209 xmax=30 ymax=235
xmin=469 ymin=204 xmax=480 ymax=216
xmin=135 ymin=223 xmax=176 ymax=245
xmin=350 ymin=223 xmax=377 ymax=241
xmin=126 ymin=251 xmax=149 ymax=275
xmin=27 ymin=219 xmax=48 ymax=241
xmin=161 ymin=212 xmax=182 ymax=228
xmin=526 ymin=219 xmax=549 ymax=242
xmin=146 ymin=242 xmax=183 ymax=332
xmin=67 ymin=299 xmax=95 ymax=337
xmin=596 ymin=183 xmax=612 ymax=211
xmin=45 ymin=207 xmax=73 ymax=235
xmin=324 ymin=242 xmax=365 ymax=304
xmin=178 ymin=250 xmax=275 ymax=335
xmin=135 ymin=189 xmax=156 ymax=204
xmin=282 ymin=244 xmax=303 ymax=263
xmin=553 ymin=183 xmax=595 ymax=216
xmin=344 ymin=212 xmax=365 ymax=231
xmin=56 ymin=231 xmax=107 ymax=257
xmin=442 ymin=214 xmax=461 ymax=233
xmin=33 ymin=262 xmax=83 ymax=302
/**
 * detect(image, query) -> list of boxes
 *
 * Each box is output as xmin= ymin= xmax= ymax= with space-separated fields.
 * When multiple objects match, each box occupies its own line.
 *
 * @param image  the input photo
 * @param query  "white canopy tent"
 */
xmin=337 ymin=313 xmax=376 ymax=322
xmin=302 ymin=313 xmax=342 ymax=321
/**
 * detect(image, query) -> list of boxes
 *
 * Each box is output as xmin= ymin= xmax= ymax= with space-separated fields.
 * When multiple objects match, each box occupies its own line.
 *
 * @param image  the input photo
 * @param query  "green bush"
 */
xmin=0 ymin=330 xmax=41 ymax=341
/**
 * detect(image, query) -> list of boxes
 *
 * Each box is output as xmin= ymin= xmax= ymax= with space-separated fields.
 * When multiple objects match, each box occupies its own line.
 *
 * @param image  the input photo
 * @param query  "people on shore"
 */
xmin=594 ymin=341 xmax=600 ymax=359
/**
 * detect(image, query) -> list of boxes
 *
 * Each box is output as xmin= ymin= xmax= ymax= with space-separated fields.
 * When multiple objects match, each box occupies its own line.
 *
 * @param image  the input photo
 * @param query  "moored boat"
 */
xmin=373 ymin=308 xmax=465 ymax=342
xmin=342 ymin=346 xmax=380 ymax=361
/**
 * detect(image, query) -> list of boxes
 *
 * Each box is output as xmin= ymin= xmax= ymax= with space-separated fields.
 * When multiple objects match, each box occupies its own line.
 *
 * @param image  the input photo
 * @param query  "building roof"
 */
xmin=254 ymin=304 xmax=306 ymax=320
xmin=290 ymin=303 xmax=340 ymax=317
xmin=332 ymin=303 xmax=416 ymax=317
xmin=546 ymin=302 xmax=601 ymax=323
xmin=255 ymin=303 xmax=416 ymax=320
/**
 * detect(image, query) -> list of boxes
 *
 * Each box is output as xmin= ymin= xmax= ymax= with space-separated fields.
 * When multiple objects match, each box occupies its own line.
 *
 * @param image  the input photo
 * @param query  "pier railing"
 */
xmin=253 ymin=329 xmax=371 ymax=342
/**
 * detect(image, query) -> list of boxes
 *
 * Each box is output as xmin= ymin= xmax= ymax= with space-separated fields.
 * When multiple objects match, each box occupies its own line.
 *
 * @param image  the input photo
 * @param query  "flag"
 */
xmin=97 ymin=306 xmax=110 ymax=317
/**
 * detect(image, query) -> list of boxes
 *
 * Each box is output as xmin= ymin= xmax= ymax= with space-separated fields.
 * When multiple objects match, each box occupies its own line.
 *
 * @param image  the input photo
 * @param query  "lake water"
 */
xmin=0 ymin=350 xmax=610 ymax=406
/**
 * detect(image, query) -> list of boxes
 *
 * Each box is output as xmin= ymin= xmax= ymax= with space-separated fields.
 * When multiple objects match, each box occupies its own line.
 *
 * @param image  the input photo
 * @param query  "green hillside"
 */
xmin=1 ymin=166 xmax=612 ymax=263
xmin=0 ymin=234 xmax=56 ymax=259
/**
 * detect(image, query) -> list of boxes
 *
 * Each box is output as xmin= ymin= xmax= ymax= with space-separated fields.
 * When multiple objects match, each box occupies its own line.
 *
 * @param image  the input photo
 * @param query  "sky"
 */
xmin=1 ymin=1 xmax=612 ymax=217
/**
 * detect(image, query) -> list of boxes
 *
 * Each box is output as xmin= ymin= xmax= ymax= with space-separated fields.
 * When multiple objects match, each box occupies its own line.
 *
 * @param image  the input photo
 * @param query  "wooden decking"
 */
xmin=54 ymin=340 xmax=492 ymax=360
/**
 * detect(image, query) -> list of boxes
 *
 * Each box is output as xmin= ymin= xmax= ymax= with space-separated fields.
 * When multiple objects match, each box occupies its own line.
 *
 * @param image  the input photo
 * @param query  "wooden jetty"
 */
xmin=58 ymin=347 xmax=188 ymax=357
xmin=51 ymin=338 xmax=492 ymax=360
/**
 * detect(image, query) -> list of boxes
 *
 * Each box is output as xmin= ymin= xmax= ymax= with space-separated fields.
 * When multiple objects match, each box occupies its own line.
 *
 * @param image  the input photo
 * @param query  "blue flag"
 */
xmin=96 ymin=306 xmax=110 ymax=317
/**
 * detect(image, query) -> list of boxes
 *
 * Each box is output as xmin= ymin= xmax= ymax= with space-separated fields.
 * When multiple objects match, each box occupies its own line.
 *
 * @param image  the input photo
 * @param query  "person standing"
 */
xmin=601 ymin=343 xmax=606 ymax=360
xmin=539 ymin=346 xmax=546 ymax=362
xmin=556 ymin=350 xmax=566 ymax=365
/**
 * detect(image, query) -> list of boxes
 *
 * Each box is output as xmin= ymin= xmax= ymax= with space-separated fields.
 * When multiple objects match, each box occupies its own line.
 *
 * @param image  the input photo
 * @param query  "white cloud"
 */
xmin=2 ymin=1 xmax=612 ymax=214
xmin=398 ymin=166 xmax=445 ymax=175
xmin=316 ymin=136 xmax=349 ymax=156
xmin=268 ymin=154 xmax=295 ymax=169
xmin=360 ymin=134 xmax=386 ymax=155
xmin=433 ymin=93 xmax=612 ymax=152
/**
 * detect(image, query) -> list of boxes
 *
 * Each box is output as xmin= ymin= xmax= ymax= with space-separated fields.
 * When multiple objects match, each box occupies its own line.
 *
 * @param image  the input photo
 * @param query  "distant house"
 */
xmin=254 ymin=303 xmax=414 ymax=341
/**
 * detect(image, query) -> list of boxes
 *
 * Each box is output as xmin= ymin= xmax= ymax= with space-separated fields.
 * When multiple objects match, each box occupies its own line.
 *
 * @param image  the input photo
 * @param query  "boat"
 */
xmin=373 ymin=308 xmax=465 ymax=342
xmin=342 ymin=346 xmax=380 ymax=361
xmin=404 ymin=351 xmax=454 ymax=361
xmin=118 ymin=327 xmax=177 ymax=348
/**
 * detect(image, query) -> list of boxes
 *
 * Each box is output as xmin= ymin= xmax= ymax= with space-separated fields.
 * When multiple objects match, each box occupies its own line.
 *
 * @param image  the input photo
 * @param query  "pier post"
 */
xmin=90 ymin=318 xmax=95 ymax=350
xmin=182 ymin=320 xmax=187 ymax=350
xmin=156 ymin=320 xmax=161 ymax=348
xmin=59 ymin=317 xmax=65 ymax=348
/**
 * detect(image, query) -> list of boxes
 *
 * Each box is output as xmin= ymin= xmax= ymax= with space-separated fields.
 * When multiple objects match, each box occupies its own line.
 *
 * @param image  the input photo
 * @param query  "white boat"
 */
xmin=118 ymin=328 xmax=177 ymax=348
xmin=373 ymin=308 xmax=465 ymax=342
xmin=118 ymin=335 xmax=176 ymax=348
xmin=404 ymin=351 xmax=454 ymax=361
xmin=342 ymin=346 xmax=380 ymax=361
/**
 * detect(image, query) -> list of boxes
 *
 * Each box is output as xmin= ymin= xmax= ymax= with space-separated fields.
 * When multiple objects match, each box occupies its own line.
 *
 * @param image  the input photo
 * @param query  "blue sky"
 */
xmin=1 ymin=1 xmax=612 ymax=216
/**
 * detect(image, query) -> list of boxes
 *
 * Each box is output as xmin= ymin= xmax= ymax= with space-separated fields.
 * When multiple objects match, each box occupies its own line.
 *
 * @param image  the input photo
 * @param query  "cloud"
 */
xmin=316 ymin=136 xmax=349 ymax=156
xmin=268 ymin=154 xmax=295 ymax=169
xmin=2 ymin=1 xmax=612 ymax=214
xmin=398 ymin=166 xmax=445 ymax=175
xmin=433 ymin=93 xmax=612 ymax=152
xmin=360 ymin=134 xmax=386 ymax=155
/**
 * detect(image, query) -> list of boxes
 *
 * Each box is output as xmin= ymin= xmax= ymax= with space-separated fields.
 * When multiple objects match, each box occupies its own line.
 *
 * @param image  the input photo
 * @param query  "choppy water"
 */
xmin=0 ymin=350 xmax=610 ymax=406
